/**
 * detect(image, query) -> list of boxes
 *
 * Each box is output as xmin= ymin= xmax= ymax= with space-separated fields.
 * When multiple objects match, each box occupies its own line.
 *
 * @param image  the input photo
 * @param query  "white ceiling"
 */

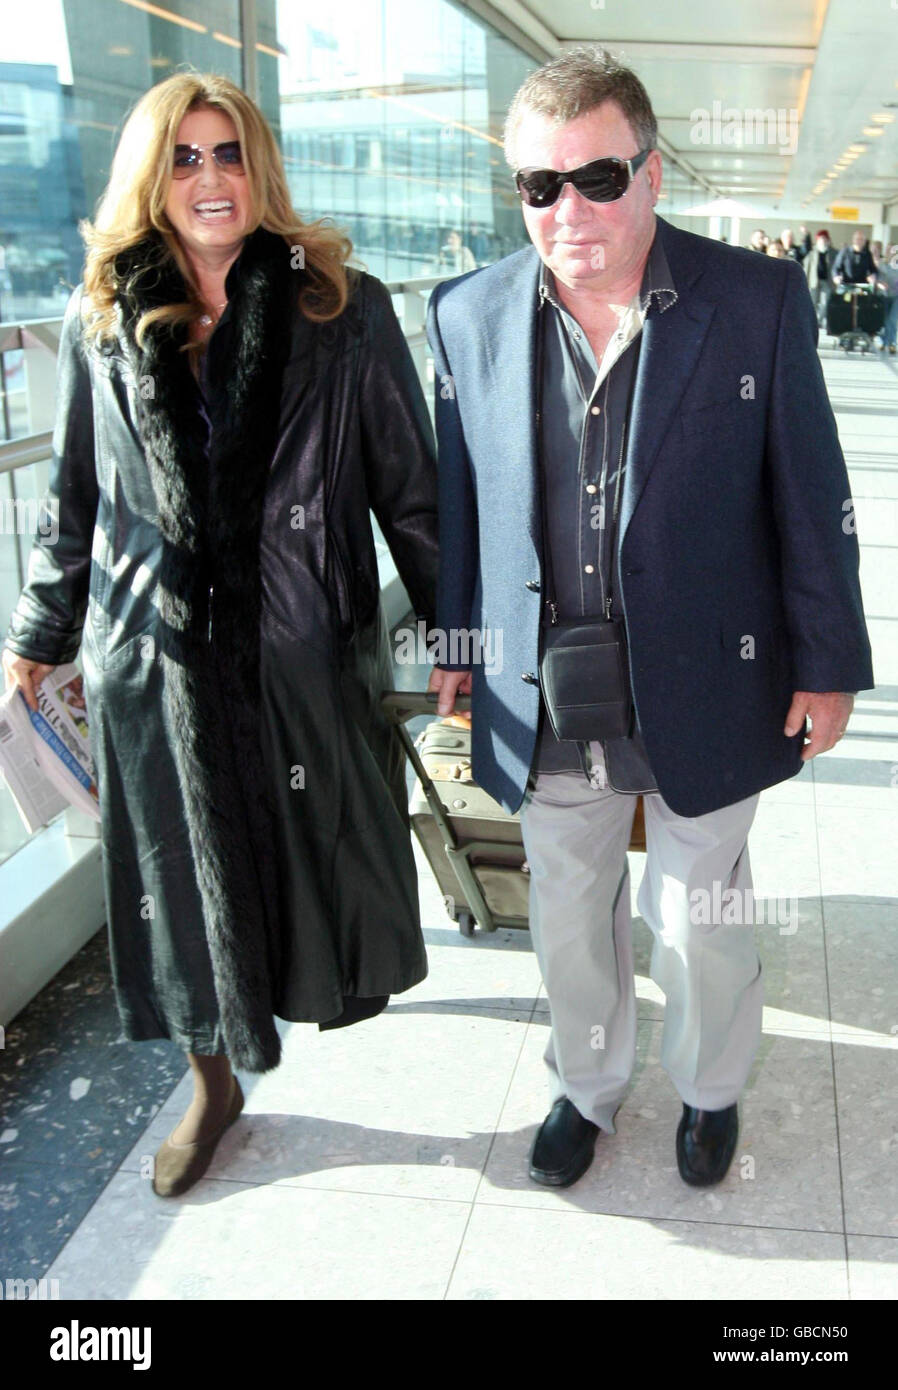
xmin=481 ymin=0 xmax=898 ymax=218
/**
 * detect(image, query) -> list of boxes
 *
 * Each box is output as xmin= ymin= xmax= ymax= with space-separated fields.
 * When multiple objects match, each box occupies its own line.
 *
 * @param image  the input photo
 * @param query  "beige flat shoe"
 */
xmin=152 ymin=1076 xmax=244 ymax=1198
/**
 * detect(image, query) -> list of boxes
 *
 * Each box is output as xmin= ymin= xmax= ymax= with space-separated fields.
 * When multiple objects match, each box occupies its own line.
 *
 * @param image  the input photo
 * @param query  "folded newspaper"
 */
xmin=0 ymin=663 xmax=101 ymax=833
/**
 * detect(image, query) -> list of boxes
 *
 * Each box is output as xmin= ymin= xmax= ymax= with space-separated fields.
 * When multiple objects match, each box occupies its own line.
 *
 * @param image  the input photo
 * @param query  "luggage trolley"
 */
xmin=826 ymin=283 xmax=886 ymax=353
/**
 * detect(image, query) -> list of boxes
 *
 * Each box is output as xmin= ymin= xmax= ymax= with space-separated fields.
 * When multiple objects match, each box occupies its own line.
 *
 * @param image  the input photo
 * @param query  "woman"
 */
xmin=875 ymin=243 xmax=898 ymax=355
xmin=1 ymin=74 xmax=439 ymax=1196
xmin=437 ymin=229 xmax=477 ymax=275
xmin=804 ymin=230 xmax=833 ymax=327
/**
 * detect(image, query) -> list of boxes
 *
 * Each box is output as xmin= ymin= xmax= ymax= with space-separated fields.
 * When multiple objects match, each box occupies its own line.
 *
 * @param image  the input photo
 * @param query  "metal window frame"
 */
xmin=240 ymin=0 xmax=259 ymax=103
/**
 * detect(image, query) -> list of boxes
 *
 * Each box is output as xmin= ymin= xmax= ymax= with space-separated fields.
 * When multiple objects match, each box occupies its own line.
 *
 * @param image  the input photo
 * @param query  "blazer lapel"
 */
xmin=622 ymin=293 xmax=711 ymax=542
xmin=477 ymin=248 xmax=543 ymax=548
xmin=619 ymin=226 xmax=715 ymax=542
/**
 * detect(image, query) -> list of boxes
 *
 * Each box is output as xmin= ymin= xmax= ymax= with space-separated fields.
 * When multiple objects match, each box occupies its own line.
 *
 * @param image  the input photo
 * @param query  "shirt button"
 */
xmin=573 ymin=330 xmax=581 ymax=340
xmin=585 ymin=483 xmax=597 ymax=494
xmin=590 ymin=405 xmax=601 ymax=415
xmin=584 ymin=564 xmax=595 ymax=574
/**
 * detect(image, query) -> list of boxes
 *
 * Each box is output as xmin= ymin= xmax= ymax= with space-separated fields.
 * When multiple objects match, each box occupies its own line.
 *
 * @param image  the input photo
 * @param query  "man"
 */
xmin=748 ymin=228 xmax=768 ymax=253
xmin=875 ymin=243 xmax=898 ymax=355
xmin=426 ymin=46 xmax=873 ymax=1190
xmin=780 ymin=228 xmax=803 ymax=262
xmin=832 ymin=231 xmax=876 ymax=286
xmin=805 ymin=229 xmax=833 ymax=325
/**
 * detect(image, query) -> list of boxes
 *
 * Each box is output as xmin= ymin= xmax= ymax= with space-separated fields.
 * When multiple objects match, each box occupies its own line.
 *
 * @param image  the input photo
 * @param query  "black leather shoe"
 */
xmin=529 ymin=1097 xmax=600 ymax=1187
xmin=676 ymin=1103 xmax=739 ymax=1186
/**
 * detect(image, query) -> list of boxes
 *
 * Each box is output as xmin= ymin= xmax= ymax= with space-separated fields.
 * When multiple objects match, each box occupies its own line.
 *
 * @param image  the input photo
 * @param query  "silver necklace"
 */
xmin=199 ymin=300 xmax=227 ymax=327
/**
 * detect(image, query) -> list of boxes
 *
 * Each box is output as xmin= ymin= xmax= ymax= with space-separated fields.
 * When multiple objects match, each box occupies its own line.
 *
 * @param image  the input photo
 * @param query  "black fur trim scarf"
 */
xmin=114 ymin=227 xmax=296 ymax=1072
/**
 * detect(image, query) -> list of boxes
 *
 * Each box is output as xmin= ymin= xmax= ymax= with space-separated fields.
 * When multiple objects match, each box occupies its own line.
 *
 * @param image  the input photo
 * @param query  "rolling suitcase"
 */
xmin=857 ymin=289 xmax=886 ymax=338
xmin=382 ymin=691 xmax=646 ymax=937
xmin=826 ymin=289 xmax=853 ymax=340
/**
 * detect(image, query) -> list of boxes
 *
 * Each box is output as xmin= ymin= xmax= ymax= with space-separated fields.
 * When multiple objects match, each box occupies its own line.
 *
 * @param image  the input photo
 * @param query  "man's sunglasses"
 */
xmin=515 ymin=148 xmax=651 ymax=208
xmin=172 ymin=140 xmax=246 ymax=178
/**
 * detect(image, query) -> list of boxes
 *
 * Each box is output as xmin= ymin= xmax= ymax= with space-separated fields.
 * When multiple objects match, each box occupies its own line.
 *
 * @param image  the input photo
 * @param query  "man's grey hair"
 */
xmin=503 ymin=45 xmax=658 ymax=170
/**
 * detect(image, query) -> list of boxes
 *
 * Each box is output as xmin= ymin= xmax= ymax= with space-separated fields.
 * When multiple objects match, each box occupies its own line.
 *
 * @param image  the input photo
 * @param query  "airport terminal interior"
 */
xmin=0 ymin=0 xmax=896 ymax=1302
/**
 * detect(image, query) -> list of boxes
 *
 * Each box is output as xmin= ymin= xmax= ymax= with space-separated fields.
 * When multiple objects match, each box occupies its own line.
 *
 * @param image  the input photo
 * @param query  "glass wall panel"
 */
xmin=0 ymin=0 xmax=243 ymax=867
xmin=270 ymin=0 xmax=538 ymax=281
xmin=0 ymin=0 xmax=242 ymax=325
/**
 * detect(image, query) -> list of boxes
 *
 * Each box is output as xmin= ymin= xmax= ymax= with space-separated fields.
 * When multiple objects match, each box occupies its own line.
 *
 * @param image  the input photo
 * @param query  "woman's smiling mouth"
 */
xmin=192 ymin=199 xmax=236 ymax=222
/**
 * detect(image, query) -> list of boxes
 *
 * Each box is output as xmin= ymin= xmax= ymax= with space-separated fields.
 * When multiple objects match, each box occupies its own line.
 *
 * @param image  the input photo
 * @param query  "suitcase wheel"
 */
xmin=457 ymin=910 xmax=475 ymax=938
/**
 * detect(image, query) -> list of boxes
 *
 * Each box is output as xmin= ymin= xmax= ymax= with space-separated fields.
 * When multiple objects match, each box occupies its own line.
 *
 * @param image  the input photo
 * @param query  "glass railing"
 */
xmin=1 ymin=317 xmax=63 ymax=866
xmin=0 ymin=462 xmax=53 ymax=866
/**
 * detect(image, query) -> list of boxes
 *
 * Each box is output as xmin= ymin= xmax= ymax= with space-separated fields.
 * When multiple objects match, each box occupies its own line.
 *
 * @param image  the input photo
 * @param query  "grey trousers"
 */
xmin=810 ymin=282 xmax=830 ymax=326
xmin=518 ymin=754 xmax=762 ymax=1133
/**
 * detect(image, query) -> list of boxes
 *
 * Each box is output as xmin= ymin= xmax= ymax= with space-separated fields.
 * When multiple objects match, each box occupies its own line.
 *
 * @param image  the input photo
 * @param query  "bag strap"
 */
xmin=535 ymin=292 xmax=643 ymax=626
xmin=604 ymin=332 xmax=642 ymax=619
xmin=534 ymin=300 xmax=559 ymax=625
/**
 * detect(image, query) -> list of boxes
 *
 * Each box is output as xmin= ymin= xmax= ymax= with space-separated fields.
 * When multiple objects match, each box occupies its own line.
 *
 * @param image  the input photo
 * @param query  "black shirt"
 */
xmin=532 ymin=225 xmax=677 ymax=774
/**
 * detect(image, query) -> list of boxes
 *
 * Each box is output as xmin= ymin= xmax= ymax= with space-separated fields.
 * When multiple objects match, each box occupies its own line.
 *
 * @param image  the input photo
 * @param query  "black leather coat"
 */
xmin=5 ymin=229 xmax=439 ymax=1070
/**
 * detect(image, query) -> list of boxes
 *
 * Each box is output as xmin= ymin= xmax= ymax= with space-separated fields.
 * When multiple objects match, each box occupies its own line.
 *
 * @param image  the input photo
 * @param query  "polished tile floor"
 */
xmin=2 ymin=342 xmax=896 ymax=1300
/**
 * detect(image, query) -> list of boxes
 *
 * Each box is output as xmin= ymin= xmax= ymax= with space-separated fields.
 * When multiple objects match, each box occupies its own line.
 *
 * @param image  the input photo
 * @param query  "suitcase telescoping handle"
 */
xmin=380 ymin=690 xmax=471 ymax=854
xmin=381 ymin=690 xmax=526 ymax=936
xmin=380 ymin=690 xmax=471 ymax=724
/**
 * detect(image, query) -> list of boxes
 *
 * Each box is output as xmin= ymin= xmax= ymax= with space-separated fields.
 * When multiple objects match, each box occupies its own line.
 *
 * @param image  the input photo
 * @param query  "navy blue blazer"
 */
xmin=426 ymin=215 xmax=874 ymax=817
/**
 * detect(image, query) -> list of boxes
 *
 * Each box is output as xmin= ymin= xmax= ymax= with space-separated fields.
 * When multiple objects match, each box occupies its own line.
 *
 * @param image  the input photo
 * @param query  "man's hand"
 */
xmin=427 ymin=666 xmax=472 ymax=717
xmin=784 ymin=691 xmax=855 ymax=761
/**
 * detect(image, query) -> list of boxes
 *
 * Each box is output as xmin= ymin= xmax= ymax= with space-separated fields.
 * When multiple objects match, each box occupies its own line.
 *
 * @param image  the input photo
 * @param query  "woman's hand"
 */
xmin=1 ymin=648 xmax=56 ymax=712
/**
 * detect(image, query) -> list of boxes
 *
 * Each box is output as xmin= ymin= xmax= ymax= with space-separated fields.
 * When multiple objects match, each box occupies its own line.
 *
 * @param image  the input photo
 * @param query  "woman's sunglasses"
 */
xmin=515 ymin=148 xmax=651 ymax=209
xmin=172 ymin=140 xmax=246 ymax=178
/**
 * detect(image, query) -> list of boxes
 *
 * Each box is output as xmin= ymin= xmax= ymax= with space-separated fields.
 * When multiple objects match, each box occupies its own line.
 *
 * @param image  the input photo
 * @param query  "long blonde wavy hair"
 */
xmin=81 ymin=72 xmax=354 ymax=346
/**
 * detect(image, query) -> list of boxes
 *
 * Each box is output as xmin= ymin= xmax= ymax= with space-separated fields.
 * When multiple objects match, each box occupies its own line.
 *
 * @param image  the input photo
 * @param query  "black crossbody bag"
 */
xmin=536 ymin=306 xmax=637 ymax=743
